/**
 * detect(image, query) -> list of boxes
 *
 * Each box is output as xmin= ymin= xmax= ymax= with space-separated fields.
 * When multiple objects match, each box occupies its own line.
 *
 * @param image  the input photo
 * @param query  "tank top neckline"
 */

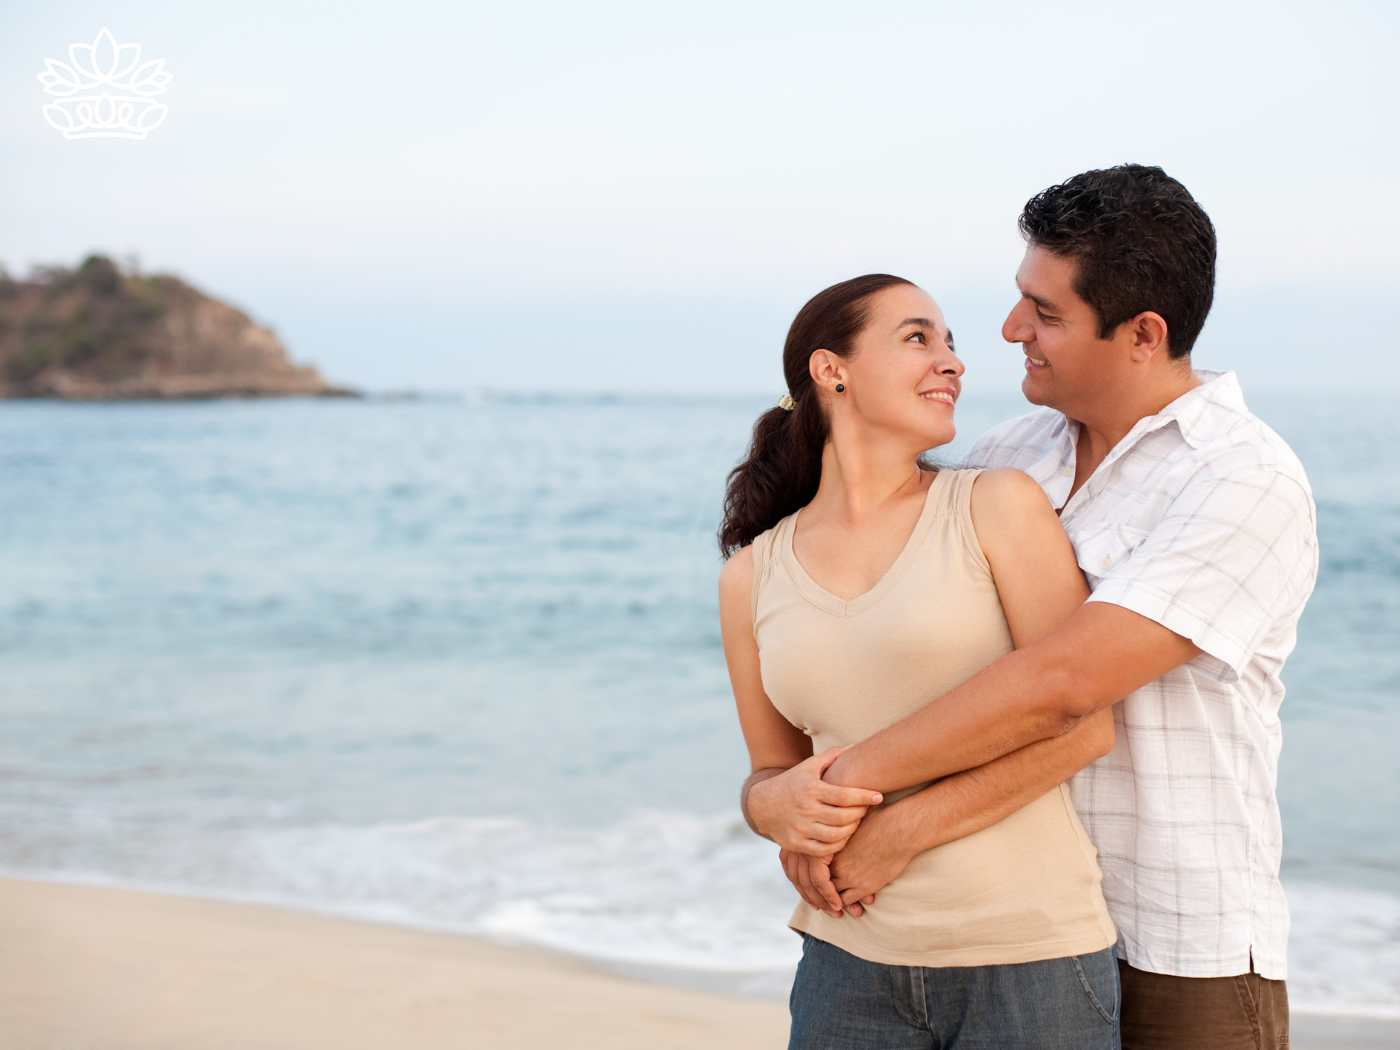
xmin=780 ymin=468 xmax=947 ymax=617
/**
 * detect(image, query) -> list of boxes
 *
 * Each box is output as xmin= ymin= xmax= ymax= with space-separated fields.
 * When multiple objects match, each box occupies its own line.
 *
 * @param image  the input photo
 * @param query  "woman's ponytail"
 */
xmin=717 ymin=274 xmax=913 ymax=557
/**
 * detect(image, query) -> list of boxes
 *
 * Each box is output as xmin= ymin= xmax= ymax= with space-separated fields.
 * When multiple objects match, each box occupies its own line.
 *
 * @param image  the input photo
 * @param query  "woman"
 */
xmin=717 ymin=274 xmax=1120 ymax=1049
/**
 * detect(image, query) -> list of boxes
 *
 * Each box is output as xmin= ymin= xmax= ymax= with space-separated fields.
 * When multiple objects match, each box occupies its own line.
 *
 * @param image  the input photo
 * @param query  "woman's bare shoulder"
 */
xmin=718 ymin=542 xmax=754 ymax=602
xmin=968 ymin=467 xmax=1054 ymax=514
xmin=968 ymin=468 xmax=1063 ymax=555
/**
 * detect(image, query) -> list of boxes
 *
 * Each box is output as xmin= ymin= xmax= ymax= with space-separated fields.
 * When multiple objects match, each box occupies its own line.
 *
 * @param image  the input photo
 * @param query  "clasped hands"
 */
xmin=748 ymin=745 xmax=916 ymax=920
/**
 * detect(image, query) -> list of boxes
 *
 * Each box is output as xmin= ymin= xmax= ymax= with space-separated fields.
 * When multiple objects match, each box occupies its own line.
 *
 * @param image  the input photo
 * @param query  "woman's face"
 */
xmin=834 ymin=283 xmax=964 ymax=450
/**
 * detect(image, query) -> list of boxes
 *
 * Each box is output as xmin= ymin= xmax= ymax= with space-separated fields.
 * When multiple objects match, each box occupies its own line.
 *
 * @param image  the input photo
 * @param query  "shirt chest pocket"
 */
xmin=1073 ymin=522 xmax=1151 ymax=585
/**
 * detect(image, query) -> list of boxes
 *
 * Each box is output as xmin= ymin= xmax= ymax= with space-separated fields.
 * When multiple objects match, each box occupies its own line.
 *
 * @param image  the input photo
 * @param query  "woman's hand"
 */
xmin=747 ymin=745 xmax=884 ymax=856
xmin=780 ymin=848 xmax=877 ymax=917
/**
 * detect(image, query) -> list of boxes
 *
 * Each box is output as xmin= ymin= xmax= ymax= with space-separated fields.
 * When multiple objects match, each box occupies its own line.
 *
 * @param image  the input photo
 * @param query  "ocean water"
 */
xmin=1 ymin=388 xmax=1396 ymax=1019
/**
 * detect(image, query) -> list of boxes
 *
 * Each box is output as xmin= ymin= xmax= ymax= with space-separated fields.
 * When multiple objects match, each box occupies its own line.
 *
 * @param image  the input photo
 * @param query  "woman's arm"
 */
xmin=718 ymin=545 xmax=883 ymax=855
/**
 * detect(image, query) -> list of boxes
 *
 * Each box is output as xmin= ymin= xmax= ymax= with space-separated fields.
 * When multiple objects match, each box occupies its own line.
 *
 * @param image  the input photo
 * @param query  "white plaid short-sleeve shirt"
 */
xmin=967 ymin=370 xmax=1319 ymax=979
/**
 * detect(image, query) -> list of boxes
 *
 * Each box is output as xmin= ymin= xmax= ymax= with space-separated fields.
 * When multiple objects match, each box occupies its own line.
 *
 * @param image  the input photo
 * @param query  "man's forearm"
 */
xmin=740 ymin=767 xmax=787 ymax=840
xmin=825 ymin=645 xmax=1077 ymax=794
xmin=822 ymin=603 xmax=1197 ymax=795
xmin=869 ymin=711 xmax=1113 ymax=855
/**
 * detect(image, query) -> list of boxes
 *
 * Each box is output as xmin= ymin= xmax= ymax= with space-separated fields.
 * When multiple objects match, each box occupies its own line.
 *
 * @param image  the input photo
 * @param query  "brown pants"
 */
xmin=1119 ymin=958 xmax=1290 ymax=1050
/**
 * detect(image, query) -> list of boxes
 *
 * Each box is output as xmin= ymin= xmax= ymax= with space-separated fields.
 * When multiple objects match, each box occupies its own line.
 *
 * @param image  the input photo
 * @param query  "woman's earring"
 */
xmin=835 ymin=383 xmax=845 ymax=393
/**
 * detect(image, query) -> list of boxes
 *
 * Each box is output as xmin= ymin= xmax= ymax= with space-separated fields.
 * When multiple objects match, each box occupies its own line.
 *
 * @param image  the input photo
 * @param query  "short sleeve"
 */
xmin=1084 ymin=464 xmax=1318 ymax=681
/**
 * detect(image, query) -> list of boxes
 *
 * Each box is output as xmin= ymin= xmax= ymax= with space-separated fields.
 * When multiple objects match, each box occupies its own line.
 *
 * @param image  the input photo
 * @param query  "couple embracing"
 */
xmin=718 ymin=164 xmax=1317 ymax=1049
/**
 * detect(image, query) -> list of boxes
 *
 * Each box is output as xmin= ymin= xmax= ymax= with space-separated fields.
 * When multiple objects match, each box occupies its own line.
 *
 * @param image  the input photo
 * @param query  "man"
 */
xmin=748 ymin=164 xmax=1318 ymax=1048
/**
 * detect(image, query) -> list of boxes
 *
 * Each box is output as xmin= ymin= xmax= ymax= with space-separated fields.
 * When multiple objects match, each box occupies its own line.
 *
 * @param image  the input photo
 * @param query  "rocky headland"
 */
xmin=0 ymin=255 xmax=359 ymax=400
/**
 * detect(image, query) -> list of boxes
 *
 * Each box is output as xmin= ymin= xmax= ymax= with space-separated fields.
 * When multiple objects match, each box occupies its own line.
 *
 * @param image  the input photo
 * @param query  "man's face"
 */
xmin=1002 ymin=245 xmax=1122 ymax=414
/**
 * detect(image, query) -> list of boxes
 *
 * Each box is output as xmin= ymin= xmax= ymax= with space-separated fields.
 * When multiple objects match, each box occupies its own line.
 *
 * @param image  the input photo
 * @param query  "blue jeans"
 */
xmin=789 ymin=932 xmax=1121 ymax=1050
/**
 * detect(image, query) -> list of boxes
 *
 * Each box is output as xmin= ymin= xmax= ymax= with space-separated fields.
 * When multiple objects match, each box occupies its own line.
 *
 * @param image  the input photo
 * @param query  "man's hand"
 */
xmin=777 ymin=804 xmax=913 ymax=917
xmin=829 ymin=804 xmax=916 ymax=910
xmin=746 ymin=745 xmax=884 ymax=855
xmin=779 ymin=849 xmax=877 ymax=917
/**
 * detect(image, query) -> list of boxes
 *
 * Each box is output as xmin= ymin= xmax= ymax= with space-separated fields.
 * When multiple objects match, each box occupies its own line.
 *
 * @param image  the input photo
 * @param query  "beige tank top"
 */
xmin=750 ymin=467 xmax=1116 ymax=967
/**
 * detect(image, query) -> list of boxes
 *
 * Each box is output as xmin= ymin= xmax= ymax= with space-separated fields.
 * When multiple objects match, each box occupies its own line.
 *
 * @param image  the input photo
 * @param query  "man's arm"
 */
xmin=827 ymin=708 xmax=1115 ymax=907
xmin=804 ymin=468 xmax=1121 ymax=911
xmin=863 ymin=702 xmax=1113 ymax=862
xmin=824 ymin=602 xmax=1195 ymax=793
xmin=824 ymin=461 xmax=1317 ymax=795
xmin=821 ymin=468 xmax=1144 ymax=805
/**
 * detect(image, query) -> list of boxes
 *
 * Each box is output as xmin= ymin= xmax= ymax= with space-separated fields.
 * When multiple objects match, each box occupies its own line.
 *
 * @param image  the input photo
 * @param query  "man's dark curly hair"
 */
xmin=1018 ymin=164 xmax=1216 ymax=359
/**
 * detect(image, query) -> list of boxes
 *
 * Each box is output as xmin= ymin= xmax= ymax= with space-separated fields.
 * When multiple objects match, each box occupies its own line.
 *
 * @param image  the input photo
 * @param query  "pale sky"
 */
xmin=4 ymin=1 xmax=1396 ymax=393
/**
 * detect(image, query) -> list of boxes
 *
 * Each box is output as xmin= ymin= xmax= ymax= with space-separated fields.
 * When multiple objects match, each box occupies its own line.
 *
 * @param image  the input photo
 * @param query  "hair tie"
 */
xmin=777 ymin=393 xmax=796 ymax=411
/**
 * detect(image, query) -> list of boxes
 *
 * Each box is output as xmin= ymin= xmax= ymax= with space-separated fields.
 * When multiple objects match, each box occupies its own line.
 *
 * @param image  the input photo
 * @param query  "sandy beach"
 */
xmin=0 ymin=876 xmax=789 ymax=1049
xmin=1 ymin=876 xmax=1394 ymax=1050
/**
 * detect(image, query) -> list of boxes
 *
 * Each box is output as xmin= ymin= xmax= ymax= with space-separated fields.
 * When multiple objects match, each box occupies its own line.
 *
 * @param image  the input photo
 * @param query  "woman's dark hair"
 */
xmin=1018 ymin=163 xmax=1216 ymax=358
xmin=717 ymin=274 xmax=915 ymax=558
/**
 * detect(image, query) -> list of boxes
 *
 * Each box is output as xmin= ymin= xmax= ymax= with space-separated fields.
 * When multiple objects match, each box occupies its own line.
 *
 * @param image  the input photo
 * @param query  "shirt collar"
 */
xmin=1058 ymin=368 xmax=1246 ymax=456
xmin=1149 ymin=369 xmax=1247 ymax=450
xmin=1022 ymin=369 xmax=1247 ymax=512
xmin=1019 ymin=412 xmax=1077 ymax=509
